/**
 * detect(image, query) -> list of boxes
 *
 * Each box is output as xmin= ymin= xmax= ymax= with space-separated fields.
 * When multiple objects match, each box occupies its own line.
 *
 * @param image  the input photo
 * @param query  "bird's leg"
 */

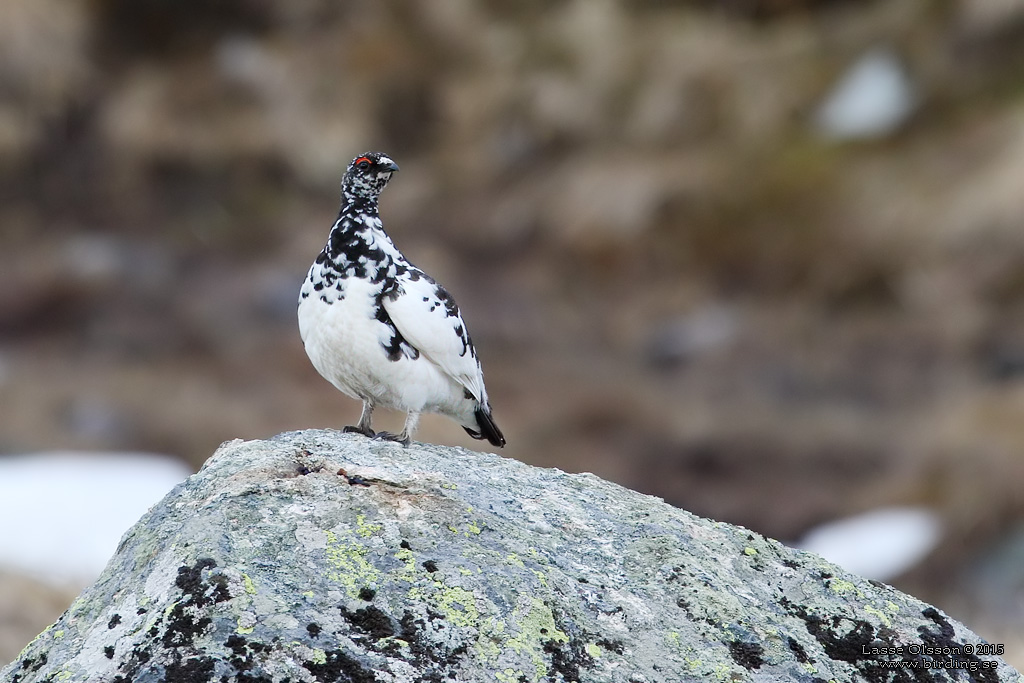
xmin=343 ymin=401 xmax=376 ymax=437
xmin=397 ymin=411 xmax=420 ymax=446
xmin=375 ymin=411 xmax=419 ymax=447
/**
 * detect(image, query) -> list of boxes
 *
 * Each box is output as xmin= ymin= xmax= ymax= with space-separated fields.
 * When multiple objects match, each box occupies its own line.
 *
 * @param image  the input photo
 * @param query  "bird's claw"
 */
xmin=373 ymin=432 xmax=411 ymax=447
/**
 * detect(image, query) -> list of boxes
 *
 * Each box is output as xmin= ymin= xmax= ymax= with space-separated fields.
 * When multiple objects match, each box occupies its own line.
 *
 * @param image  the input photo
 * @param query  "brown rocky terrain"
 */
xmin=3 ymin=0 xmax=1024 ymax=668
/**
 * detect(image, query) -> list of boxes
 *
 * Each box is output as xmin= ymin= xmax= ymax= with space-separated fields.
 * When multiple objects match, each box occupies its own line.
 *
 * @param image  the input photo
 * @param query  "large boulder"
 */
xmin=3 ymin=431 xmax=1019 ymax=682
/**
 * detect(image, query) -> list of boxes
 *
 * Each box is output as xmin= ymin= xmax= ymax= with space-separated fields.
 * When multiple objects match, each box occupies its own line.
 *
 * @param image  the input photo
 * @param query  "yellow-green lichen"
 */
xmin=310 ymin=648 xmax=327 ymax=665
xmin=586 ymin=642 xmax=601 ymax=658
xmin=355 ymin=514 xmax=382 ymax=538
xmin=324 ymin=529 xmax=381 ymax=597
xmin=394 ymin=545 xmax=482 ymax=631
xmin=505 ymin=553 xmax=525 ymax=569
xmin=14 ymin=623 xmax=56 ymax=662
xmin=710 ymin=662 xmax=733 ymax=681
xmin=53 ymin=630 xmax=65 ymax=639
xmin=886 ymin=601 xmax=899 ymax=613
xmin=474 ymin=617 xmax=506 ymax=660
xmin=394 ymin=547 xmax=418 ymax=581
xmin=743 ymin=547 xmax=758 ymax=556
xmin=864 ymin=605 xmax=891 ymax=627
xmin=242 ymin=573 xmax=257 ymax=595
xmin=682 ymin=645 xmax=735 ymax=683
xmin=505 ymin=598 xmax=569 ymax=681
xmin=434 ymin=585 xmax=480 ymax=629
xmin=496 ymin=669 xmax=528 ymax=682
xmin=827 ymin=578 xmax=859 ymax=596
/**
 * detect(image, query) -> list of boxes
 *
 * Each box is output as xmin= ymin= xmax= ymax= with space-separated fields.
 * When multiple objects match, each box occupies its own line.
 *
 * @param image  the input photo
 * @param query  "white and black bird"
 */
xmin=298 ymin=152 xmax=505 ymax=448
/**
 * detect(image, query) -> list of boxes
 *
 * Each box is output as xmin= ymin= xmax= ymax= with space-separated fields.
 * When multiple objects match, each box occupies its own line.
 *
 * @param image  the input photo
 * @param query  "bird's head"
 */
xmin=341 ymin=152 xmax=399 ymax=201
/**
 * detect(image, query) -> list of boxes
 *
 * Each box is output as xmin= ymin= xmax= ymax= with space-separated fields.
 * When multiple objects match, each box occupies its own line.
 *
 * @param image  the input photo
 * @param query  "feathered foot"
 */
xmin=373 ymin=432 xmax=411 ymax=447
xmin=343 ymin=401 xmax=375 ymax=438
xmin=373 ymin=411 xmax=419 ymax=448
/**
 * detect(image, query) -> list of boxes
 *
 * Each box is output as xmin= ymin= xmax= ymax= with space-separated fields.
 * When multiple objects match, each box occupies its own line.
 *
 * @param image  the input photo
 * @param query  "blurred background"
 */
xmin=2 ymin=0 xmax=1024 ymax=669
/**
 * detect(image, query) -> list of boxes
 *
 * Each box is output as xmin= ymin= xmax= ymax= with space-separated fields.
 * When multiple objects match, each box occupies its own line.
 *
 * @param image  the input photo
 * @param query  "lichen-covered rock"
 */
xmin=2 ymin=431 xmax=1020 ymax=683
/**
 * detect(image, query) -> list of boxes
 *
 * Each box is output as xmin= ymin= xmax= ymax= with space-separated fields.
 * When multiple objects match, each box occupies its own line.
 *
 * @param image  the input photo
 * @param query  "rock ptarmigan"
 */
xmin=298 ymin=152 xmax=505 ymax=448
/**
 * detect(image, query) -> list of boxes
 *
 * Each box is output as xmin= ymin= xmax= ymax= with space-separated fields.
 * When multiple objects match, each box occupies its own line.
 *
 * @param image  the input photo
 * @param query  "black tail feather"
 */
xmin=464 ymin=406 xmax=505 ymax=447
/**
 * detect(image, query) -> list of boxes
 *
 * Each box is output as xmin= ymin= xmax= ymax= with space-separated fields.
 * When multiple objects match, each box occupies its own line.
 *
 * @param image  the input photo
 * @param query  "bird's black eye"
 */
xmin=354 ymin=156 xmax=371 ymax=170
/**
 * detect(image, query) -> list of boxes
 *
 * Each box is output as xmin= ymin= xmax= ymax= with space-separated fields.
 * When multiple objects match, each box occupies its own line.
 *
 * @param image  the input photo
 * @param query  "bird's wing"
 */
xmin=382 ymin=274 xmax=486 ymax=400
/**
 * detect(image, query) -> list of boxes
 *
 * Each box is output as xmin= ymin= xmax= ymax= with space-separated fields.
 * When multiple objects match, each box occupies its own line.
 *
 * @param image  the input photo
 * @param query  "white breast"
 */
xmin=297 ymin=277 xmax=474 ymax=421
xmin=298 ymin=277 xmax=382 ymax=399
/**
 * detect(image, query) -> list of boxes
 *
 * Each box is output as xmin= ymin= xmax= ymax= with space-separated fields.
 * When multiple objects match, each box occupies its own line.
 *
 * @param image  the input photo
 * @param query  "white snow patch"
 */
xmin=0 ymin=451 xmax=192 ymax=587
xmin=796 ymin=506 xmax=942 ymax=581
xmin=815 ymin=48 xmax=916 ymax=141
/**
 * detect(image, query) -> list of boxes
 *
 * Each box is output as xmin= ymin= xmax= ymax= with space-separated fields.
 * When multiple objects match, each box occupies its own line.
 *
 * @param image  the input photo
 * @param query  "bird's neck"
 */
xmin=320 ymin=197 xmax=400 ymax=271
xmin=340 ymin=191 xmax=379 ymax=214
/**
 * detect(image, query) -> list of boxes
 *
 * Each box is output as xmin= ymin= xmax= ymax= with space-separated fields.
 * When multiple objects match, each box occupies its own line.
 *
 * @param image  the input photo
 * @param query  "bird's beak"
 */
xmin=383 ymin=161 xmax=399 ymax=172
